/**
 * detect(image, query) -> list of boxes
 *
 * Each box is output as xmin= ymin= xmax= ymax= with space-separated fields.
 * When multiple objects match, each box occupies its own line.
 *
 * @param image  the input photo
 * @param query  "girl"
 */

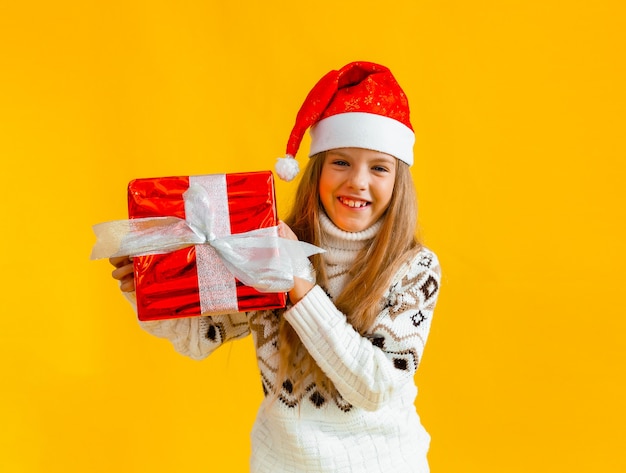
xmin=110 ymin=61 xmax=441 ymax=473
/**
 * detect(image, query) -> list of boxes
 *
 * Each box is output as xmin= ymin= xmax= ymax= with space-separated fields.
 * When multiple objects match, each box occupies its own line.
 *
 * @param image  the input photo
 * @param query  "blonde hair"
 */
xmin=276 ymin=152 xmax=422 ymax=395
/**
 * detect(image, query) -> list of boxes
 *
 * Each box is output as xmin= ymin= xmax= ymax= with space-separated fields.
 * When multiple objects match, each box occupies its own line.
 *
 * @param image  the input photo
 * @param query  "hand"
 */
xmin=278 ymin=221 xmax=316 ymax=304
xmin=109 ymin=256 xmax=136 ymax=292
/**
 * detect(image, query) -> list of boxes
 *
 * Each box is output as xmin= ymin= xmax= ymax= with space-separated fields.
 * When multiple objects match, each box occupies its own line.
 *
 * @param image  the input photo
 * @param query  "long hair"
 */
xmin=276 ymin=152 xmax=422 ymax=395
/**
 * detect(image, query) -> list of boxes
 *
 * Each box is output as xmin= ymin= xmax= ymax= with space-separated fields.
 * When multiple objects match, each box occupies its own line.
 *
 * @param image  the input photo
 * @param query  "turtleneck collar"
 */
xmin=318 ymin=211 xmax=381 ymax=297
xmin=319 ymin=211 xmax=381 ymax=252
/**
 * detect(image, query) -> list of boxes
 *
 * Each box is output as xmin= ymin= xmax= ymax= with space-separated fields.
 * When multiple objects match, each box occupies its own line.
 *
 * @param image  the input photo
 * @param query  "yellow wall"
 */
xmin=1 ymin=1 xmax=624 ymax=471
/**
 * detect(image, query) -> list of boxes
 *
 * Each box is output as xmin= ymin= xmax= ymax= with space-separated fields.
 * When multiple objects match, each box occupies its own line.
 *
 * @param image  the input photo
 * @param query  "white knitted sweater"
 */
xmin=136 ymin=214 xmax=441 ymax=472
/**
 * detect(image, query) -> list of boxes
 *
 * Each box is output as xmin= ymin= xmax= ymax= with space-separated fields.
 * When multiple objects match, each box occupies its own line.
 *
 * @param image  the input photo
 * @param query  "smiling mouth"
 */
xmin=339 ymin=197 xmax=370 ymax=208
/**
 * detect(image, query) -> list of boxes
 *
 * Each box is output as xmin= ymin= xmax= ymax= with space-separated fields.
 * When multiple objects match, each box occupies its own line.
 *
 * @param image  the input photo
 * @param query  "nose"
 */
xmin=348 ymin=165 xmax=368 ymax=190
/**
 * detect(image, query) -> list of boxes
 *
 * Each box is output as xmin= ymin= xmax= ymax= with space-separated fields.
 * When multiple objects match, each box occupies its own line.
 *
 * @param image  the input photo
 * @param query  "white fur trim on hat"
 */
xmin=309 ymin=112 xmax=415 ymax=166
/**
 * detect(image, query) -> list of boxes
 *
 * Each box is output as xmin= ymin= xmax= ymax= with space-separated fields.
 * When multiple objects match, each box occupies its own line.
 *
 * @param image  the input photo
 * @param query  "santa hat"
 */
xmin=275 ymin=61 xmax=415 ymax=181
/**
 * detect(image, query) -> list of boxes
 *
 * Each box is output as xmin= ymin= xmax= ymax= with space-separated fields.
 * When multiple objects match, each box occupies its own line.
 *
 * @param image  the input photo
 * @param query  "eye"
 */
xmin=332 ymin=159 xmax=350 ymax=166
xmin=372 ymin=165 xmax=390 ymax=173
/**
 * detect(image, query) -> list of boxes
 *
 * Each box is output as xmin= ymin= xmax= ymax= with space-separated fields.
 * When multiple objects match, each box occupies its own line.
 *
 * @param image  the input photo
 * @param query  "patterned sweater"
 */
xmin=135 ymin=214 xmax=441 ymax=473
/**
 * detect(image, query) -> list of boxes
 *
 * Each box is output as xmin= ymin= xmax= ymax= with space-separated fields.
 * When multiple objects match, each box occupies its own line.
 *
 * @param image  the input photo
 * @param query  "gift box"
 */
xmin=128 ymin=171 xmax=287 ymax=321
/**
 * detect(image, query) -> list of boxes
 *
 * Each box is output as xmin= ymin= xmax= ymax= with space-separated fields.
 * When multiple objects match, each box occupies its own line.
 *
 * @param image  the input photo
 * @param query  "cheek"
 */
xmin=376 ymin=181 xmax=395 ymax=209
xmin=318 ymin=171 xmax=336 ymax=199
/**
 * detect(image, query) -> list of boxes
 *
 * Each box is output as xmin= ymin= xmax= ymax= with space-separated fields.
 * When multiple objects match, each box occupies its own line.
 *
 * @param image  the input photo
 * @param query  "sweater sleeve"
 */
xmin=283 ymin=249 xmax=441 ymax=411
xmin=124 ymin=291 xmax=250 ymax=360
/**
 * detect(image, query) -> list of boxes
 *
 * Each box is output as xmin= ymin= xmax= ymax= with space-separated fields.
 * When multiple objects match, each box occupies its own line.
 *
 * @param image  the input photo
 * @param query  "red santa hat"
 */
xmin=275 ymin=61 xmax=415 ymax=181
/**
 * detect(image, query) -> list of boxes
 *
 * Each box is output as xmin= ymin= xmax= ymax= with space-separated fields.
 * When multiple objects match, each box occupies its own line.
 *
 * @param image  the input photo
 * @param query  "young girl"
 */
xmin=110 ymin=61 xmax=441 ymax=473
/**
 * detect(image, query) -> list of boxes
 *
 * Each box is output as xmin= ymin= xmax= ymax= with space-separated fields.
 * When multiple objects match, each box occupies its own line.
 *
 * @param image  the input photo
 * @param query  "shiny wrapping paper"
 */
xmin=128 ymin=171 xmax=286 ymax=321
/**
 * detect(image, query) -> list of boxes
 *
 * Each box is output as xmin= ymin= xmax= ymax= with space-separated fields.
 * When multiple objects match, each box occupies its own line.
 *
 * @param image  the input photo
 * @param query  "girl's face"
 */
xmin=319 ymin=148 xmax=397 ymax=233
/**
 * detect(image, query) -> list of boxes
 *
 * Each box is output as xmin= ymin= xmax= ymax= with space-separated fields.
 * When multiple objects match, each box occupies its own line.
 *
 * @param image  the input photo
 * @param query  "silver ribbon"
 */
xmin=90 ymin=182 xmax=324 ymax=292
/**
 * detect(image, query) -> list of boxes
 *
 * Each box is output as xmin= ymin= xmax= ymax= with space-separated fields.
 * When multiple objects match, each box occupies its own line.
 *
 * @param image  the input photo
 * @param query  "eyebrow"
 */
xmin=327 ymin=150 xmax=351 ymax=158
xmin=373 ymin=156 xmax=397 ymax=166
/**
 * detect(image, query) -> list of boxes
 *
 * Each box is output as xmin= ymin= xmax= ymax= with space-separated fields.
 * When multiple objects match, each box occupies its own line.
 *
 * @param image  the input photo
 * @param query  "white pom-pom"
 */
xmin=275 ymin=155 xmax=300 ymax=182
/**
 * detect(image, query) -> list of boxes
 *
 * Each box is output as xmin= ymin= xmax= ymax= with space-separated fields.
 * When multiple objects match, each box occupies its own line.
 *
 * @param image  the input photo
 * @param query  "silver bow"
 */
xmin=91 ymin=183 xmax=324 ymax=292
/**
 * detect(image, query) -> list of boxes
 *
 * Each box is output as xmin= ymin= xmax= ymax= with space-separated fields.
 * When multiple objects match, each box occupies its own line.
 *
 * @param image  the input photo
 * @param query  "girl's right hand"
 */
xmin=109 ymin=256 xmax=135 ymax=292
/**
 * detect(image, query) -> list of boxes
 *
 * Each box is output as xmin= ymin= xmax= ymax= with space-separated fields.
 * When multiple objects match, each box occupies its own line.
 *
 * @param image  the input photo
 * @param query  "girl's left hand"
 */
xmin=278 ymin=221 xmax=316 ymax=305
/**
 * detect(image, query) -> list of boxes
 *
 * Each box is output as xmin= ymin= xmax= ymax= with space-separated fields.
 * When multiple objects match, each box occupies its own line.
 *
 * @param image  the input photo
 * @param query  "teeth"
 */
xmin=340 ymin=197 xmax=368 ymax=208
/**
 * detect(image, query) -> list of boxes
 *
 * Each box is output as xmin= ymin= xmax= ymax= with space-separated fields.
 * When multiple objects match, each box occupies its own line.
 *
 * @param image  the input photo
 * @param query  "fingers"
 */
xmin=113 ymin=264 xmax=135 ymax=292
xmin=118 ymin=276 xmax=135 ymax=293
xmin=112 ymin=263 xmax=134 ymax=281
xmin=109 ymin=256 xmax=136 ymax=292
xmin=109 ymin=256 xmax=132 ymax=268
xmin=278 ymin=221 xmax=299 ymax=241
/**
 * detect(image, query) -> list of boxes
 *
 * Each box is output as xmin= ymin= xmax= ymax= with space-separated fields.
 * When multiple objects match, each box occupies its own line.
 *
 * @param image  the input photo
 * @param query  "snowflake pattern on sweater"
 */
xmin=136 ymin=246 xmax=440 ymax=472
xmin=141 ymin=247 xmax=439 ymax=406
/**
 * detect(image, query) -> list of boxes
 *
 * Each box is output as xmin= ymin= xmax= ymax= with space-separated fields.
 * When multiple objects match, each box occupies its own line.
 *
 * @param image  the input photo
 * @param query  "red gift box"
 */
xmin=128 ymin=171 xmax=287 ymax=321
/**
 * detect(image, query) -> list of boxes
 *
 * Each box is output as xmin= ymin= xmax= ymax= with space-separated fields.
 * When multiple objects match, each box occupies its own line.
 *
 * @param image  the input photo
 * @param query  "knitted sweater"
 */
xmin=136 ymin=214 xmax=441 ymax=473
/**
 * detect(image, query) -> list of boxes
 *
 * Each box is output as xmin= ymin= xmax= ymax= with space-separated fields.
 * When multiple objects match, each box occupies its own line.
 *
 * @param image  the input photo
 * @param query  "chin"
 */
xmin=340 ymin=221 xmax=370 ymax=233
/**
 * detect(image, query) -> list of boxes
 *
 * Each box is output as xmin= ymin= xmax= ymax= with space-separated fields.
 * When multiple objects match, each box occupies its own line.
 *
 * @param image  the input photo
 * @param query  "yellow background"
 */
xmin=1 ymin=1 xmax=624 ymax=472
